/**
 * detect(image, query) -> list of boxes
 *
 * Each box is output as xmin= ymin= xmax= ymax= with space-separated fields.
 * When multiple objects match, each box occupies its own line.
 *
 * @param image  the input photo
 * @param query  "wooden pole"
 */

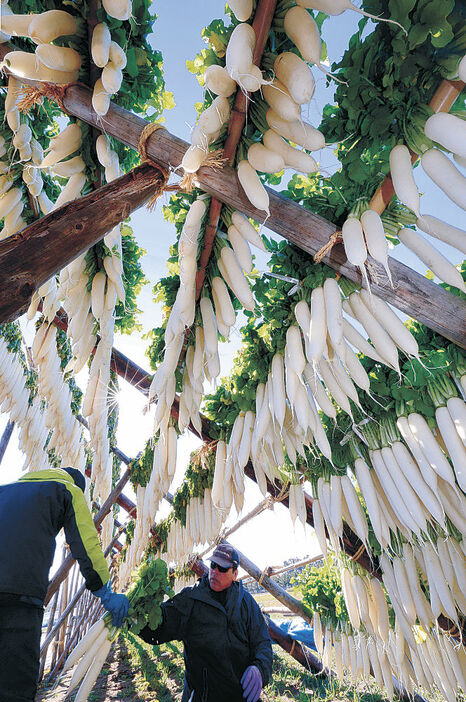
xmin=0 ymin=163 xmax=167 ymax=322
xmin=222 ymin=541 xmax=314 ymax=624
xmin=0 ymin=419 xmax=14 ymax=464
xmin=1 ymin=46 xmax=463 ymax=346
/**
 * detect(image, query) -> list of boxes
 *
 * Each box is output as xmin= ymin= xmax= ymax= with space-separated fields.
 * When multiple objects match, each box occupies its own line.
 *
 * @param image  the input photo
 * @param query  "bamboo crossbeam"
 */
xmin=0 ymin=46 xmax=463 ymax=345
xmin=0 ymin=163 xmax=167 ymax=322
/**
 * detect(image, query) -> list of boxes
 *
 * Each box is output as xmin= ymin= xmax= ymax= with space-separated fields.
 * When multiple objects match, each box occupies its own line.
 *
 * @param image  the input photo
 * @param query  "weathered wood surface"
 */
xmin=0 ymin=163 xmax=166 ymax=322
xmin=0 ymin=38 xmax=462 ymax=345
xmin=56 ymin=83 xmax=466 ymax=347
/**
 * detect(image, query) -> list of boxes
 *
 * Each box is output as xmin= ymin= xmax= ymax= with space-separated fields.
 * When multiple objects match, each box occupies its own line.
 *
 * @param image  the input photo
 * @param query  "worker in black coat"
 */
xmin=0 ymin=467 xmax=129 ymax=702
xmin=138 ymin=543 xmax=273 ymax=702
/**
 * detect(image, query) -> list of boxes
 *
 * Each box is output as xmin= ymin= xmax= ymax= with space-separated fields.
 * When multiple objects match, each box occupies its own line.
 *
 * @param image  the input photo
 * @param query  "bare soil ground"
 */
xmin=35 ymin=637 xmax=183 ymax=701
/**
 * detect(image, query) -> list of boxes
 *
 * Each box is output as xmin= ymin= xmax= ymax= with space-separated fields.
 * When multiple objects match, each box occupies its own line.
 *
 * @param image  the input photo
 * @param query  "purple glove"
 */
xmin=241 ymin=665 xmax=262 ymax=702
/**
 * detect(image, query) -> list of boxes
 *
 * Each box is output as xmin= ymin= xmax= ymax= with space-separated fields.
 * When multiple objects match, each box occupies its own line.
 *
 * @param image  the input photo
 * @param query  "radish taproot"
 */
xmin=263 ymin=129 xmax=317 ymax=173
xmin=424 ymin=112 xmax=466 ymax=159
xmin=36 ymin=44 xmax=82 ymax=73
xmin=295 ymin=0 xmax=406 ymax=32
xmin=102 ymin=0 xmax=132 ymax=21
xmin=91 ymin=23 xmax=111 ymax=67
xmin=266 ymin=109 xmax=325 ymax=151
xmin=360 ymin=208 xmax=393 ymax=286
xmin=28 ymin=10 xmax=78 ymax=42
xmin=416 ymin=214 xmax=466 ymax=255
xmin=2 ymin=51 xmax=78 ymax=84
xmin=421 ymin=148 xmax=466 ymax=211
xmin=225 ymin=22 xmax=255 ymax=82
xmin=231 ymin=211 xmax=266 ymax=251
xmin=273 ymin=52 xmax=315 ymax=104
xmin=389 ymin=144 xmax=420 ymax=217
xmin=397 ymin=228 xmax=465 ymax=292
xmin=237 ymin=160 xmax=270 ymax=216
xmin=204 ymin=64 xmax=236 ymax=97
xmin=228 ymin=0 xmax=253 ymax=21
xmin=262 ymin=80 xmax=300 ymax=122
xmin=247 ymin=142 xmax=285 ymax=174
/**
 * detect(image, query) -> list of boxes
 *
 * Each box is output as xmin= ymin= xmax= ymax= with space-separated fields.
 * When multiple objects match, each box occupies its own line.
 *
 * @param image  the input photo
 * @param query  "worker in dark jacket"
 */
xmin=0 ymin=467 xmax=129 ymax=702
xmin=139 ymin=543 xmax=273 ymax=702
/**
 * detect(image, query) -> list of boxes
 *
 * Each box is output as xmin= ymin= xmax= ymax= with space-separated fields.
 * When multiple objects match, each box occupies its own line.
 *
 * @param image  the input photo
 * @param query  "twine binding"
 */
xmin=314 ymin=230 xmax=342 ymax=263
xmin=257 ymin=567 xmax=272 ymax=587
xmin=271 ymin=481 xmax=290 ymax=504
xmin=350 ymin=543 xmax=366 ymax=562
xmin=289 ymin=639 xmax=296 ymax=656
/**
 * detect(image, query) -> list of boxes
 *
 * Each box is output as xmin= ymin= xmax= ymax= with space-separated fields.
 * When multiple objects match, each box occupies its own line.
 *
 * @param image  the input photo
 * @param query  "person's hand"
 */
xmin=93 ymin=582 xmax=130 ymax=628
xmin=241 ymin=665 xmax=262 ymax=702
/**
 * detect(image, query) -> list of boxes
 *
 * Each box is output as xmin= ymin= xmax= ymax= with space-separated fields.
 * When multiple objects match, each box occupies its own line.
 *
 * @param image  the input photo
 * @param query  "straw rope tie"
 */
xmin=16 ymin=82 xmax=71 ymax=115
xmin=257 ymin=567 xmax=271 ymax=587
xmin=137 ymin=122 xmax=176 ymax=211
xmin=314 ymin=230 xmax=342 ymax=263
xmin=289 ymin=639 xmax=296 ymax=657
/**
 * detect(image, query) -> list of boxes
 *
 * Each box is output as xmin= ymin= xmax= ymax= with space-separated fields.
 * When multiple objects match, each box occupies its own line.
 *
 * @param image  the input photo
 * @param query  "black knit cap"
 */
xmin=62 ymin=467 xmax=86 ymax=493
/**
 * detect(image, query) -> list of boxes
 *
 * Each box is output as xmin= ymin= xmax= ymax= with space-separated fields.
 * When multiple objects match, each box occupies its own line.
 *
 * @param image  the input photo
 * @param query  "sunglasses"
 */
xmin=210 ymin=561 xmax=232 ymax=573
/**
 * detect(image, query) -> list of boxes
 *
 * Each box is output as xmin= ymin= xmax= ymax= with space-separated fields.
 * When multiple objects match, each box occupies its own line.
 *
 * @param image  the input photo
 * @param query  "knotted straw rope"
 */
xmin=314 ymin=230 xmax=342 ymax=263
xmin=137 ymin=122 xmax=176 ymax=210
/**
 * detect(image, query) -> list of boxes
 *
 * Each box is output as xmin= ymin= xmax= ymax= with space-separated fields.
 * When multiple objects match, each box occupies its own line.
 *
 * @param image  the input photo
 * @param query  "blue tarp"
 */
xmin=274 ymin=619 xmax=317 ymax=651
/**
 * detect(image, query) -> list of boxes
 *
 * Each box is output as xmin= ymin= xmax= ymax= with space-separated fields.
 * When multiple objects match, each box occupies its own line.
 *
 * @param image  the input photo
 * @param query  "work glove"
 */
xmin=93 ymin=581 xmax=130 ymax=628
xmin=241 ymin=665 xmax=262 ymax=702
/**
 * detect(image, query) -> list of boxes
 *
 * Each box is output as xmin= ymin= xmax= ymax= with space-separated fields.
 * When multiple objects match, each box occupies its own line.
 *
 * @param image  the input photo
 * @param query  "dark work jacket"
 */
xmin=139 ymin=575 xmax=273 ymax=702
xmin=0 ymin=469 xmax=110 ymax=603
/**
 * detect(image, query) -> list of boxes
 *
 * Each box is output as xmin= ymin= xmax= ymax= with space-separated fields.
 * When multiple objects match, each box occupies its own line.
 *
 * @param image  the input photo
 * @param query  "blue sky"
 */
xmin=1 ymin=2 xmax=464 ymax=569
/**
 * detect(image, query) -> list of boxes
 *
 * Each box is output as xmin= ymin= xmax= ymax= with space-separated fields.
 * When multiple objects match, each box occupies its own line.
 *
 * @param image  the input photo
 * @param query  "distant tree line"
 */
xmin=245 ymin=556 xmax=323 ymax=595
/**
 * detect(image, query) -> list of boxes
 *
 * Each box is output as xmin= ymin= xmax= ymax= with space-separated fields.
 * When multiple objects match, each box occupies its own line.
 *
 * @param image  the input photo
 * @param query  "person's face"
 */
xmin=209 ymin=561 xmax=238 ymax=591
